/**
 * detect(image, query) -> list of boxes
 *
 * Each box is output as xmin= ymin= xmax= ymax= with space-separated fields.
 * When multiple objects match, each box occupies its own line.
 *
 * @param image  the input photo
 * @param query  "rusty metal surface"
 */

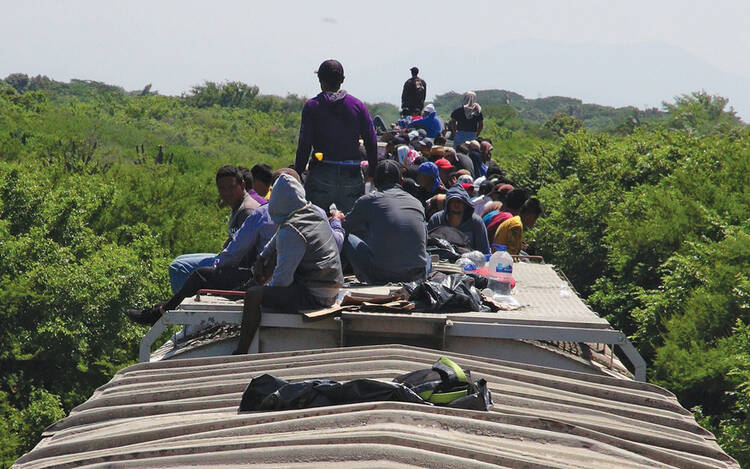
xmin=15 ymin=345 xmax=737 ymax=468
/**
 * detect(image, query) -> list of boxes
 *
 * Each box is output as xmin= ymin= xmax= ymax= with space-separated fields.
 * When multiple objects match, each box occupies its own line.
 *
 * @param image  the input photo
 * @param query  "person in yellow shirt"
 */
xmin=493 ymin=198 xmax=543 ymax=255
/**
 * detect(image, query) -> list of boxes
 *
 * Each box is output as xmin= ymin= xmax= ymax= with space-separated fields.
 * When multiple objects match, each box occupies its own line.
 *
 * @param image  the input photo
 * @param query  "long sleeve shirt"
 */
xmin=343 ymin=185 xmax=427 ymax=274
xmin=294 ymin=90 xmax=378 ymax=177
xmin=214 ymin=205 xmax=275 ymax=268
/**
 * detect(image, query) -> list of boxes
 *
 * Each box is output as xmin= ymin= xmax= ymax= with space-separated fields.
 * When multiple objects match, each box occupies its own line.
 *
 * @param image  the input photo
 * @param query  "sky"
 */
xmin=1 ymin=0 xmax=749 ymax=119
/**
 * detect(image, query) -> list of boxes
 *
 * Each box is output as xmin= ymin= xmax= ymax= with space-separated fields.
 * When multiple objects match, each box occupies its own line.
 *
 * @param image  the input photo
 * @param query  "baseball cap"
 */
xmin=434 ymin=158 xmax=455 ymax=170
xmin=316 ymin=59 xmax=344 ymax=83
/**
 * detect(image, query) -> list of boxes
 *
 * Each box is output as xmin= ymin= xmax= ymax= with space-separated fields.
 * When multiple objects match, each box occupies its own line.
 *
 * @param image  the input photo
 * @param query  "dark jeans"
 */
xmin=163 ymin=266 xmax=252 ymax=311
xmin=305 ymin=162 xmax=364 ymax=213
xmin=236 ymin=281 xmax=323 ymax=353
xmin=343 ymin=233 xmax=427 ymax=285
xmin=260 ymin=283 xmax=320 ymax=313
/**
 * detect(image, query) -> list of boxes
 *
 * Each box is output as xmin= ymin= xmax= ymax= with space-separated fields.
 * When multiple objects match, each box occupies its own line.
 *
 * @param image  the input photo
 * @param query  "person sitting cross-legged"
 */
xmin=332 ymin=159 xmax=428 ymax=285
xmin=234 ymin=173 xmax=343 ymax=354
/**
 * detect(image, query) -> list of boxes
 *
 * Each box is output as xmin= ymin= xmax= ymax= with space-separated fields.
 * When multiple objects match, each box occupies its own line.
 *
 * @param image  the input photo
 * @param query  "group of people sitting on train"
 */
xmin=125 ymin=59 xmax=543 ymax=355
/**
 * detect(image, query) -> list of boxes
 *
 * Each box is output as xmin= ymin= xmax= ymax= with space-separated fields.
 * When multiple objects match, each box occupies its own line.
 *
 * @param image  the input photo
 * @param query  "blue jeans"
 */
xmin=453 ymin=130 xmax=476 ymax=149
xmin=168 ymin=253 xmax=217 ymax=293
xmin=305 ymin=162 xmax=364 ymax=214
xmin=343 ymin=234 xmax=428 ymax=284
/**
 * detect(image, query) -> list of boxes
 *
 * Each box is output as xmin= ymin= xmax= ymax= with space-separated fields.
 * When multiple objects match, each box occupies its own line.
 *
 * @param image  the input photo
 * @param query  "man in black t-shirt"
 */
xmin=401 ymin=67 xmax=426 ymax=117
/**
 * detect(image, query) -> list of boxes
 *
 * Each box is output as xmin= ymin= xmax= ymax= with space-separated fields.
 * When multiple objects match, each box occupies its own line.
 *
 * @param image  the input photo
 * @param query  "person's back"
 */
xmin=401 ymin=67 xmax=426 ymax=116
xmin=486 ymin=188 xmax=527 ymax=241
xmin=340 ymin=160 xmax=428 ymax=284
xmin=297 ymin=91 xmax=374 ymax=166
xmin=295 ymin=59 xmax=377 ymax=213
xmin=345 ymin=186 xmax=427 ymax=278
xmin=493 ymin=197 xmax=543 ymax=255
xmin=269 ymin=174 xmax=343 ymax=300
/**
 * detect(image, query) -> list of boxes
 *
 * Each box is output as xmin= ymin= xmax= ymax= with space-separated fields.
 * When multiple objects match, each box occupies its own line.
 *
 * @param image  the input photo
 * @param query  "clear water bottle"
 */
xmin=488 ymin=244 xmax=513 ymax=274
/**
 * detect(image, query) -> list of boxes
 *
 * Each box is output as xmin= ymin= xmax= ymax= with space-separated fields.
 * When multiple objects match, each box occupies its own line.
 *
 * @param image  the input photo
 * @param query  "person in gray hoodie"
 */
xmin=427 ymin=184 xmax=491 ymax=255
xmin=234 ymin=173 xmax=344 ymax=354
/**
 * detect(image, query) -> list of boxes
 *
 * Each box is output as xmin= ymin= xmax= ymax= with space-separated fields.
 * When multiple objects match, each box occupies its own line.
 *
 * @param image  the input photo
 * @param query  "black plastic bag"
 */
xmin=427 ymin=226 xmax=472 ymax=262
xmin=403 ymin=272 xmax=488 ymax=312
xmin=240 ymin=374 xmax=427 ymax=411
xmin=239 ymin=357 xmax=493 ymax=412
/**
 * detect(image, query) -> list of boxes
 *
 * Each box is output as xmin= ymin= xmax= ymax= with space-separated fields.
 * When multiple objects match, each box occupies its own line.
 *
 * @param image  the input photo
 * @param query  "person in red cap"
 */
xmin=434 ymin=158 xmax=455 ymax=187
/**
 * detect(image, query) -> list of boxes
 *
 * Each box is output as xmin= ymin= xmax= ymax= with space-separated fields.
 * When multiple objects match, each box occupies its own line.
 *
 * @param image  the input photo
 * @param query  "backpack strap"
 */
xmin=431 ymin=357 xmax=468 ymax=386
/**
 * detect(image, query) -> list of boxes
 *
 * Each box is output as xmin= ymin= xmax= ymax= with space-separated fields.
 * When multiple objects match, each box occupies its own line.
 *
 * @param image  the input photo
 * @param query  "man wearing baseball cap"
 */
xmin=401 ymin=66 xmax=426 ymax=117
xmin=434 ymin=157 xmax=456 ymax=187
xmin=294 ymin=59 xmax=378 ymax=213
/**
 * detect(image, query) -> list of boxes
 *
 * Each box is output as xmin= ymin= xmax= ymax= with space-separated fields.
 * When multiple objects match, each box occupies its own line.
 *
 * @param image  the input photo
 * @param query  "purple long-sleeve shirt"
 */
xmin=295 ymin=90 xmax=378 ymax=177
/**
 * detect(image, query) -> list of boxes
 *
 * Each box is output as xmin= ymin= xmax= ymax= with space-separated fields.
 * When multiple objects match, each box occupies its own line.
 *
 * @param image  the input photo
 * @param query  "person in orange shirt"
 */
xmin=493 ymin=198 xmax=543 ymax=255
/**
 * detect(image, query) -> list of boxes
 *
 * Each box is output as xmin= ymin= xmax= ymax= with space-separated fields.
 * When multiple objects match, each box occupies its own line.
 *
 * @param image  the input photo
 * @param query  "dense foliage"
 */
xmin=1 ymin=75 xmax=748 ymax=466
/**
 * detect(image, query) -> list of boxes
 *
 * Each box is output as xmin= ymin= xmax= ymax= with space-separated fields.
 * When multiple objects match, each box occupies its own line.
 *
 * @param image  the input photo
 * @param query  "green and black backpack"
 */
xmin=393 ymin=357 xmax=492 ymax=410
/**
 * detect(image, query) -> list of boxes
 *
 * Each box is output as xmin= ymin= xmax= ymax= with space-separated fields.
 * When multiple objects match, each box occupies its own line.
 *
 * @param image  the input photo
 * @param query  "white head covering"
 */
xmin=463 ymin=91 xmax=481 ymax=119
xmin=396 ymin=145 xmax=410 ymax=164
xmin=457 ymin=174 xmax=474 ymax=185
xmin=423 ymin=103 xmax=436 ymax=114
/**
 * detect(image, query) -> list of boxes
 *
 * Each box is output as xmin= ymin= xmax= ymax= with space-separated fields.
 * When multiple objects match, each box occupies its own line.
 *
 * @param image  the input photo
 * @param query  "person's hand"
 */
xmin=330 ymin=210 xmax=345 ymax=221
xmin=253 ymin=255 xmax=276 ymax=285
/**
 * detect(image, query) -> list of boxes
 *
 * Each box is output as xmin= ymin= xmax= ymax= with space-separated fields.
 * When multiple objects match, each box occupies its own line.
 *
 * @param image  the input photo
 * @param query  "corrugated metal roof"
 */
xmin=15 ymin=345 xmax=738 ymax=468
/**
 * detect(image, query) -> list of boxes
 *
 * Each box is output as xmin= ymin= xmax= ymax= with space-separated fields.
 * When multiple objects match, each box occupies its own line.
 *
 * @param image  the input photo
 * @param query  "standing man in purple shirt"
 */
xmin=294 ymin=59 xmax=378 ymax=213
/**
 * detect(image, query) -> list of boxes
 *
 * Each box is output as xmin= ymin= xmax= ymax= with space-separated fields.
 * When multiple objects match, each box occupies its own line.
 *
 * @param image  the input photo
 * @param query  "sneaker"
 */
xmin=125 ymin=304 xmax=163 ymax=326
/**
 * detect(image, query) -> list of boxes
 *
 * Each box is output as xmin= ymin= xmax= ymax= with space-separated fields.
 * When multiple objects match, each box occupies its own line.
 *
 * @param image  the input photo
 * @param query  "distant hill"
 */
xmin=432 ymin=89 xmax=666 ymax=131
xmin=4 ymin=74 xmax=670 ymax=133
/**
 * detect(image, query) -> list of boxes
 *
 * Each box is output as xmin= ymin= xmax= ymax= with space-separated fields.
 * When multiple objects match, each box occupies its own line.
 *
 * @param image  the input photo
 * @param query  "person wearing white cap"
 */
xmin=408 ymin=102 xmax=443 ymax=138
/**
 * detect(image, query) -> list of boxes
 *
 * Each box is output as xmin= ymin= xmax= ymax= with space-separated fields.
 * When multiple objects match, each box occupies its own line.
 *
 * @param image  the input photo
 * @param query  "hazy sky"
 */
xmin=2 ymin=0 xmax=748 ymax=119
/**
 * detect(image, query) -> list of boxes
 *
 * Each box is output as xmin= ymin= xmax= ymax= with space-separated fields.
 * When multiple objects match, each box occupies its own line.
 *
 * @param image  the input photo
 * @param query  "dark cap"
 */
xmin=375 ymin=159 xmax=402 ymax=188
xmin=316 ymin=59 xmax=344 ymax=83
xmin=410 ymin=66 xmax=419 ymax=74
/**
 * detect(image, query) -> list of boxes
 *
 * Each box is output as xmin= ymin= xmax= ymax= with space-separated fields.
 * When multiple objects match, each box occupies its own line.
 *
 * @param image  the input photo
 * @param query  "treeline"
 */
xmin=433 ymin=89 xmax=667 ymax=131
xmin=0 ymin=76 xmax=748 ymax=466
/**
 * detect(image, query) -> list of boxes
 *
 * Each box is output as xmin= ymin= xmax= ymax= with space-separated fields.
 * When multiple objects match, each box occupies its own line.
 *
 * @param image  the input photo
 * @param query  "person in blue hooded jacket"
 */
xmin=408 ymin=104 xmax=443 ymax=138
xmin=427 ymin=184 xmax=490 ymax=255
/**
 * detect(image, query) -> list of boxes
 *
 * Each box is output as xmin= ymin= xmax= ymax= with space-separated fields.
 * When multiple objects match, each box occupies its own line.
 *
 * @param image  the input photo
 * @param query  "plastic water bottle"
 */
xmin=455 ymin=257 xmax=476 ymax=271
xmin=486 ymin=244 xmax=514 ymax=295
xmin=459 ymin=250 xmax=485 ymax=268
xmin=488 ymin=244 xmax=513 ymax=275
